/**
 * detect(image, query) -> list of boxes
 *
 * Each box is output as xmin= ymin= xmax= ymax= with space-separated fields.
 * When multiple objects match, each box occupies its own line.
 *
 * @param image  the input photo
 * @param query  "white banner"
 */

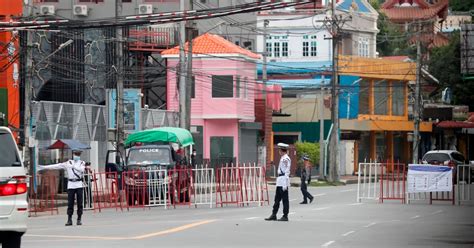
xmin=407 ymin=164 xmax=453 ymax=193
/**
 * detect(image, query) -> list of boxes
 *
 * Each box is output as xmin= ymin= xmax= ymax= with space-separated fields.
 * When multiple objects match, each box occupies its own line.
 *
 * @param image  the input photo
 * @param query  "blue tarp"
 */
xmin=267 ymin=78 xmax=330 ymax=89
xmin=337 ymin=0 xmax=371 ymax=13
xmin=47 ymin=139 xmax=91 ymax=151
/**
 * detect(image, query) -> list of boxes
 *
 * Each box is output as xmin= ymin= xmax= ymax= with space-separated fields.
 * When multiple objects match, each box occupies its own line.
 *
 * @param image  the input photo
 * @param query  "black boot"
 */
xmin=77 ymin=216 xmax=82 ymax=226
xmin=65 ymin=216 xmax=73 ymax=226
xmin=264 ymin=214 xmax=277 ymax=221
xmin=300 ymin=201 xmax=308 ymax=204
xmin=278 ymin=215 xmax=289 ymax=221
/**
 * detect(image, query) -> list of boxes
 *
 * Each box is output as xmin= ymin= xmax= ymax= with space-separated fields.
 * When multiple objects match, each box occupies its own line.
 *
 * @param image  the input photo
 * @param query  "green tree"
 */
xmin=295 ymin=142 xmax=320 ymax=166
xmin=449 ymin=0 xmax=474 ymax=12
xmin=428 ymin=31 xmax=474 ymax=110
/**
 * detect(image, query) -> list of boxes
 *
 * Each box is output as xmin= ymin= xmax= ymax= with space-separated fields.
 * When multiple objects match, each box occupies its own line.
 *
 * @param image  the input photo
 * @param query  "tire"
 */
xmin=1 ymin=232 xmax=23 ymax=248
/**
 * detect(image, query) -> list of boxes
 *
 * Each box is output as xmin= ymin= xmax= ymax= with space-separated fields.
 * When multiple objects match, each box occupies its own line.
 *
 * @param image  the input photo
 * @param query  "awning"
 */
xmin=125 ymin=127 xmax=194 ymax=147
xmin=435 ymin=121 xmax=474 ymax=129
xmin=47 ymin=139 xmax=91 ymax=150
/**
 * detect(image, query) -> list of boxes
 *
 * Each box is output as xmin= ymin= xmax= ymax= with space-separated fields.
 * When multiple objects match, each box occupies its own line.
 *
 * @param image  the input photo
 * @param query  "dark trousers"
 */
xmin=67 ymin=188 xmax=83 ymax=218
xmin=272 ymin=186 xmax=289 ymax=216
xmin=300 ymin=182 xmax=313 ymax=202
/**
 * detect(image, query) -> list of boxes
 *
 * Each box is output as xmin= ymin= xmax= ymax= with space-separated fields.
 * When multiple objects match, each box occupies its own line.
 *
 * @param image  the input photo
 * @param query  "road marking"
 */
xmin=342 ymin=231 xmax=355 ymax=237
xmin=431 ymin=210 xmax=443 ymax=215
xmin=348 ymin=203 xmax=363 ymax=206
xmin=312 ymin=207 xmax=329 ymax=211
xmin=315 ymin=193 xmax=327 ymax=197
xmin=133 ymin=220 xmax=216 ymax=239
xmin=321 ymin=240 xmax=335 ymax=247
xmin=25 ymin=219 xmax=216 ymax=241
xmin=245 ymin=217 xmax=259 ymax=220
xmin=363 ymin=222 xmax=376 ymax=228
xmin=410 ymin=215 xmax=420 ymax=219
xmin=340 ymin=189 xmax=355 ymax=192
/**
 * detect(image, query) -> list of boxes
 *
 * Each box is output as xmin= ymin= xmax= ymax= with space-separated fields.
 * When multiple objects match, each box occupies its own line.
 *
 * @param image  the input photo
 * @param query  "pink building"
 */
xmin=162 ymin=33 xmax=262 ymax=164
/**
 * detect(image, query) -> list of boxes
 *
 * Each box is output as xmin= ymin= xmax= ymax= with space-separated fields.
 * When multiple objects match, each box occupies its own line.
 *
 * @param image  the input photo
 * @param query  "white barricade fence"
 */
xmin=82 ymin=170 xmax=94 ymax=210
xmin=145 ymin=169 xmax=168 ymax=208
xmin=239 ymin=163 xmax=267 ymax=206
xmin=192 ymin=165 xmax=215 ymax=208
xmin=457 ymin=164 xmax=474 ymax=205
xmin=357 ymin=161 xmax=381 ymax=202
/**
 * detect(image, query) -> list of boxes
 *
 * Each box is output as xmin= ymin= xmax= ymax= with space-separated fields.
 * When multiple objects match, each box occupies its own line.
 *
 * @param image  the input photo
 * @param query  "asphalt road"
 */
xmin=21 ymin=184 xmax=474 ymax=248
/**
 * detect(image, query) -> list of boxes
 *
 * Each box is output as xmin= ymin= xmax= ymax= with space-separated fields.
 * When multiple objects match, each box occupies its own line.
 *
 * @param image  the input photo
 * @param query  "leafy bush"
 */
xmin=295 ymin=142 xmax=320 ymax=166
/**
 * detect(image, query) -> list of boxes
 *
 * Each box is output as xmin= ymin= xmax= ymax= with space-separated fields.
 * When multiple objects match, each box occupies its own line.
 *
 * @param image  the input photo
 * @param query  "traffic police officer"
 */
xmin=300 ymin=155 xmax=314 ymax=204
xmin=39 ymin=149 xmax=89 ymax=226
xmin=265 ymin=143 xmax=291 ymax=222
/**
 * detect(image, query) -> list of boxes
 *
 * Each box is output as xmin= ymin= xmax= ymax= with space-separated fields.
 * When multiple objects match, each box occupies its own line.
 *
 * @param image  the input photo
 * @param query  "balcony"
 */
xmin=128 ymin=24 xmax=179 ymax=52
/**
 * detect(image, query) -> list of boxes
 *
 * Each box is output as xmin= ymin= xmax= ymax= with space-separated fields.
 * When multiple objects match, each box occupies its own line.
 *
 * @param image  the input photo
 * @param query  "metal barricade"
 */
xmin=92 ymin=171 xmax=122 ymax=212
xmin=239 ymin=163 xmax=269 ymax=206
xmin=380 ymin=161 xmax=406 ymax=203
xmin=169 ymin=168 xmax=193 ymax=208
xmin=356 ymin=161 xmax=381 ymax=202
xmin=192 ymin=165 xmax=215 ymax=208
xmin=216 ymin=164 xmax=242 ymax=207
xmin=145 ymin=169 xmax=168 ymax=208
xmin=29 ymin=173 xmax=59 ymax=216
xmin=122 ymin=170 xmax=148 ymax=210
xmin=457 ymin=164 xmax=474 ymax=205
xmin=82 ymin=170 xmax=94 ymax=210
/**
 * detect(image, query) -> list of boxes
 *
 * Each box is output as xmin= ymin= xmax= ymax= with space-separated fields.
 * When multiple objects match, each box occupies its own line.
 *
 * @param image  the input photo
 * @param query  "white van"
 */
xmin=0 ymin=127 xmax=28 ymax=247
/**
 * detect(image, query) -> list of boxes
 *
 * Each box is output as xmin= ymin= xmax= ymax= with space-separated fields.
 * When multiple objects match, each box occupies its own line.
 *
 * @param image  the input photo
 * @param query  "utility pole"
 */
xmin=413 ymin=21 xmax=422 ymax=164
xmin=116 ymin=0 xmax=125 ymax=157
xmin=24 ymin=30 xmax=33 ymax=174
xmin=262 ymin=20 xmax=269 ymax=98
xmin=328 ymin=0 xmax=340 ymax=182
xmin=319 ymin=77 xmax=325 ymax=179
xmin=185 ymin=0 xmax=193 ymax=131
xmin=179 ymin=0 xmax=187 ymax=129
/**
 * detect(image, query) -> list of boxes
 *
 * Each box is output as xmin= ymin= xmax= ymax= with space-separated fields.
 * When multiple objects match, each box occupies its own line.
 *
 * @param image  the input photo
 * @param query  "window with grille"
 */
xmin=274 ymin=42 xmax=280 ymax=57
xmin=282 ymin=42 xmax=288 ymax=57
xmin=310 ymin=41 xmax=317 ymax=56
xmin=266 ymin=42 xmax=272 ymax=57
xmin=358 ymin=37 xmax=369 ymax=57
xmin=303 ymin=41 xmax=309 ymax=57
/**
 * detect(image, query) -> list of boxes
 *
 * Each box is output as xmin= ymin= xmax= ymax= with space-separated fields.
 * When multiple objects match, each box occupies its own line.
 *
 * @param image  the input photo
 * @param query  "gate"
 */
xmin=239 ymin=163 xmax=269 ymax=206
xmin=29 ymin=174 xmax=59 ymax=216
xmin=380 ymin=162 xmax=406 ymax=203
xmin=145 ymin=169 xmax=168 ymax=208
xmin=457 ymin=164 xmax=474 ymax=205
xmin=356 ymin=161 xmax=381 ymax=202
xmin=192 ymin=166 xmax=215 ymax=208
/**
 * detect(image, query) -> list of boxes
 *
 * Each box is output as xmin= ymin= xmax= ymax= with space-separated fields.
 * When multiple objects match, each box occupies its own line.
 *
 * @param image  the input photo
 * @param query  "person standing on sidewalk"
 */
xmin=300 ymin=155 xmax=314 ymax=204
xmin=38 ymin=149 xmax=89 ymax=226
xmin=265 ymin=143 xmax=291 ymax=222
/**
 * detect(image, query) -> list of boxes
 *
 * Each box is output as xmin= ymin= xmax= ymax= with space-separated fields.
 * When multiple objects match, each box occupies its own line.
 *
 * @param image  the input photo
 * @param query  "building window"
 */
xmin=358 ymin=37 xmax=369 ymax=57
xmin=374 ymin=80 xmax=388 ymax=115
xmin=282 ymin=41 xmax=288 ymax=57
xmin=212 ymin=75 xmax=233 ymax=98
xmin=303 ymin=41 xmax=309 ymax=57
xmin=266 ymin=42 xmax=272 ymax=57
xmin=78 ymin=0 xmax=104 ymax=2
xmin=310 ymin=41 xmax=317 ymax=56
xmin=274 ymin=42 xmax=280 ymax=57
xmin=391 ymin=81 xmax=405 ymax=116
xmin=236 ymin=76 xmax=240 ymax=98
xmin=358 ymin=79 xmax=370 ymax=115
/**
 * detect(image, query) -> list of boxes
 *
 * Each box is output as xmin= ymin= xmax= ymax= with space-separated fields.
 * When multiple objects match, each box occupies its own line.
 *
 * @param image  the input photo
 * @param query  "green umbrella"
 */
xmin=125 ymin=127 xmax=194 ymax=147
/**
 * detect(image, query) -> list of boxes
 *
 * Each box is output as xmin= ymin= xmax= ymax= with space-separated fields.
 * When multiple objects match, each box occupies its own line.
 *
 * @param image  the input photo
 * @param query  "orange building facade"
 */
xmin=0 ymin=1 xmax=22 ymax=139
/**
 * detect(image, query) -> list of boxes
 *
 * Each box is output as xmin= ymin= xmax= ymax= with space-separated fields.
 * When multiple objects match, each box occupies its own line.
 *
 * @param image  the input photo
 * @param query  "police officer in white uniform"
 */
xmin=265 ymin=143 xmax=291 ymax=222
xmin=39 ymin=149 xmax=88 ymax=226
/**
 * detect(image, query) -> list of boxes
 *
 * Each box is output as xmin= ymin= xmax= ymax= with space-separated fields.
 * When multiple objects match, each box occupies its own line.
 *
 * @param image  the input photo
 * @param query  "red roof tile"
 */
xmin=161 ymin=33 xmax=260 ymax=59
xmin=381 ymin=0 xmax=448 ymax=22
xmin=436 ymin=121 xmax=474 ymax=129
xmin=408 ymin=33 xmax=450 ymax=48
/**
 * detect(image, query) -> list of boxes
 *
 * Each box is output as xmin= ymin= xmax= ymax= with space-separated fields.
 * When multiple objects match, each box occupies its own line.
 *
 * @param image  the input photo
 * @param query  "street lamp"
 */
xmin=34 ymin=39 xmax=73 ymax=69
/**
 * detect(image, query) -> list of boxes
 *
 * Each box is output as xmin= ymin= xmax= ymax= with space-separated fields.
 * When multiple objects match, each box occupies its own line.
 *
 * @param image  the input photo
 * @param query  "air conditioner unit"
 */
xmin=73 ymin=5 xmax=88 ymax=17
xmin=40 ymin=5 xmax=55 ymax=16
xmin=139 ymin=4 xmax=153 ymax=14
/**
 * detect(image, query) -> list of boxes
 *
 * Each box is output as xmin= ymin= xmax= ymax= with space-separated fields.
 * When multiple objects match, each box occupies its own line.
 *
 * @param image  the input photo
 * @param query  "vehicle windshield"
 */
xmin=128 ymin=147 xmax=171 ymax=166
xmin=422 ymin=153 xmax=450 ymax=163
xmin=0 ymin=132 xmax=20 ymax=167
xmin=451 ymin=152 xmax=465 ymax=162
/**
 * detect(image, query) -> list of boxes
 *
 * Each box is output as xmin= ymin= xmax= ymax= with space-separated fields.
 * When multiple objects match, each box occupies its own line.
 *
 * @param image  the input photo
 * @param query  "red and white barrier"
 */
xmin=216 ymin=164 xmax=242 ymax=207
xmin=92 ymin=171 xmax=122 ymax=212
xmin=239 ymin=163 xmax=269 ymax=206
xmin=357 ymin=161 xmax=381 ymax=203
xmin=192 ymin=165 xmax=215 ymax=208
xmin=145 ymin=169 xmax=169 ymax=208
xmin=380 ymin=161 xmax=406 ymax=204
xmin=29 ymin=173 xmax=59 ymax=216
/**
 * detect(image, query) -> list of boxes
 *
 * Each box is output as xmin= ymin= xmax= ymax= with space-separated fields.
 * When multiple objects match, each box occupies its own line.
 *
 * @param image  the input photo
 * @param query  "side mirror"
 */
xmin=106 ymin=162 xmax=119 ymax=173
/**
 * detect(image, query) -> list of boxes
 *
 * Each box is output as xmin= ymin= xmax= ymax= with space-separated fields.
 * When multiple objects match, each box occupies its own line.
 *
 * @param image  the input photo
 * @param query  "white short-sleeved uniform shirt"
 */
xmin=39 ymin=160 xmax=86 ymax=189
xmin=276 ymin=154 xmax=291 ymax=187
